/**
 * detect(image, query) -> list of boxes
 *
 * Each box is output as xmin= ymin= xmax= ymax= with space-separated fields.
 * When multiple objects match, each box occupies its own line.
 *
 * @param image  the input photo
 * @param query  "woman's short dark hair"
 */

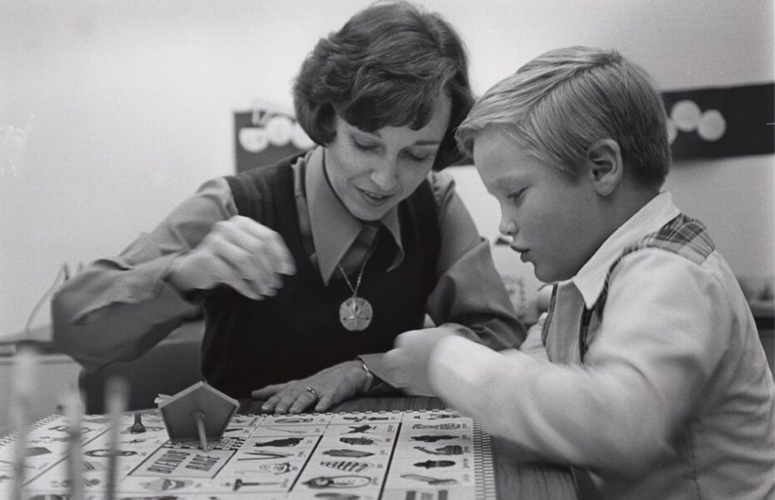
xmin=293 ymin=0 xmax=473 ymax=169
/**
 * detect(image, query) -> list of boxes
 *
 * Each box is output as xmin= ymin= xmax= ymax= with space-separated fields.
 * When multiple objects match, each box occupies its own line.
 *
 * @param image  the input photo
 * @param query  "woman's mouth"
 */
xmin=357 ymin=187 xmax=393 ymax=204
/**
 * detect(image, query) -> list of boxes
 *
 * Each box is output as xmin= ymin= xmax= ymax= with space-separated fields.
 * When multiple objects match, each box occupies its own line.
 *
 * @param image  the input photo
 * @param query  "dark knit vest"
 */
xmin=201 ymin=160 xmax=441 ymax=398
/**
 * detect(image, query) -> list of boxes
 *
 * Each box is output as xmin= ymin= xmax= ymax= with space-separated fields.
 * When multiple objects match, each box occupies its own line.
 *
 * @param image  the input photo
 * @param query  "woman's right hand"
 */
xmin=169 ymin=215 xmax=296 ymax=300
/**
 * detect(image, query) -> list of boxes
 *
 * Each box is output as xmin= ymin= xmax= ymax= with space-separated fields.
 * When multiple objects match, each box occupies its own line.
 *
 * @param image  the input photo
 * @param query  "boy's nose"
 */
xmin=499 ymin=218 xmax=517 ymax=237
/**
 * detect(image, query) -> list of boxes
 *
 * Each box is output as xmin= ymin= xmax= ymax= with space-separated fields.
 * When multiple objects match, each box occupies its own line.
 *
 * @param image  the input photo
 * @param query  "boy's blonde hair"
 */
xmin=456 ymin=46 xmax=670 ymax=187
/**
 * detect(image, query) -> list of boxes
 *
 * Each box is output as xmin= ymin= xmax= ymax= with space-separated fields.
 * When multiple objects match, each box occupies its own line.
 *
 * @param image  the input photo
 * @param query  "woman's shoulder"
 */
xmin=426 ymin=169 xmax=457 ymax=208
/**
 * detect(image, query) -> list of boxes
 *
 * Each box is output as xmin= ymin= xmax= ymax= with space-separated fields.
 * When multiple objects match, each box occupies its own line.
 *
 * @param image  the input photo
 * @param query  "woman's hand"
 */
xmin=251 ymin=361 xmax=369 ymax=414
xmin=384 ymin=327 xmax=455 ymax=396
xmin=169 ymin=215 xmax=296 ymax=300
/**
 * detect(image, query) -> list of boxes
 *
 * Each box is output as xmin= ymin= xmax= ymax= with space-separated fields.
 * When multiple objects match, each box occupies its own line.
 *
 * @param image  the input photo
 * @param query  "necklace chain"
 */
xmin=338 ymin=226 xmax=380 ymax=297
xmin=338 ymin=253 xmax=369 ymax=297
xmin=337 ymin=229 xmax=379 ymax=332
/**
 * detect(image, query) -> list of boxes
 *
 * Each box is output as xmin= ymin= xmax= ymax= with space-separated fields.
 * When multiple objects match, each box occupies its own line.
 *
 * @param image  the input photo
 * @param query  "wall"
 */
xmin=1 ymin=0 xmax=772 ymax=340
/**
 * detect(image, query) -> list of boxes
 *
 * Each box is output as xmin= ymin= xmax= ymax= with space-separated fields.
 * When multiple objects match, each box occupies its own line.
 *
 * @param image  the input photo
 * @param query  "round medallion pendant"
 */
xmin=339 ymin=297 xmax=373 ymax=331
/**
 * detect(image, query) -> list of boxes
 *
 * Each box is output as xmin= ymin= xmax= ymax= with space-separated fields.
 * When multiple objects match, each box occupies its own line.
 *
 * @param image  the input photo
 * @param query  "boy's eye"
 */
xmin=507 ymin=189 xmax=526 ymax=203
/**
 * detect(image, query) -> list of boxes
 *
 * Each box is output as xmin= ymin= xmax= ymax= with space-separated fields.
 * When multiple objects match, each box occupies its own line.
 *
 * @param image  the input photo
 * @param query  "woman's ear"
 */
xmin=586 ymin=139 xmax=623 ymax=196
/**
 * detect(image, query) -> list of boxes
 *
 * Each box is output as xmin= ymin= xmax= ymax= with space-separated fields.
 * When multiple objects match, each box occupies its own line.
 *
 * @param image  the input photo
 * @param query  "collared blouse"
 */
xmin=52 ymin=147 xmax=524 ymax=378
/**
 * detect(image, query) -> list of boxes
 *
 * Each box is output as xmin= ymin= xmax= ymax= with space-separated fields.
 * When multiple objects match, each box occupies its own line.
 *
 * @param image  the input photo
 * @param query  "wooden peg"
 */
xmin=105 ymin=377 xmax=128 ymax=500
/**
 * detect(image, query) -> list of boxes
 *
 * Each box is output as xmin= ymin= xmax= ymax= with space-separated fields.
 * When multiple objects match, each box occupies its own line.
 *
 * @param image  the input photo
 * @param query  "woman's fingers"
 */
xmin=287 ymin=390 xmax=319 ymax=414
xmin=183 ymin=216 xmax=296 ymax=299
xmin=252 ymin=363 xmax=365 ymax=414
xmin=254 ymin=383 xmax=318 ymax=414
xmin=231 ymin=216 xmax=296 ymax=277
xmin=251 ymin=383 xmax=283 ymax=400
xmin=314 ymin=394 xmax=334 ymax=413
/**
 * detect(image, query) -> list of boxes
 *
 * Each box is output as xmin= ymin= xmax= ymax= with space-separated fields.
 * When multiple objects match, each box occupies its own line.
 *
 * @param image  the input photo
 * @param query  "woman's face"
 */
xmin=324 ymin=94 xmax=451 ymax=221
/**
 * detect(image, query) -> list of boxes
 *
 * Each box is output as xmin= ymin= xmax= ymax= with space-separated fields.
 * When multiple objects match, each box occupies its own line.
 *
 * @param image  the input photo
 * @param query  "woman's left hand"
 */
xmin=251 ymin=360 xmax=368 ymax=414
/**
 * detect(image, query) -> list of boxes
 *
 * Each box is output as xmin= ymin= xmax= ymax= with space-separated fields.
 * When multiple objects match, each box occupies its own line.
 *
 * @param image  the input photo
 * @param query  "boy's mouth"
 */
xmin=512 ymin=246 xmax=530 ymax=261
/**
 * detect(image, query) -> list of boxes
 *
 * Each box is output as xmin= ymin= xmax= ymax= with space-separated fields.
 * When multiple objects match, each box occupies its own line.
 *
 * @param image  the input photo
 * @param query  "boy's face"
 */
xmin=474 ymin=129 xmax=606 ymax=283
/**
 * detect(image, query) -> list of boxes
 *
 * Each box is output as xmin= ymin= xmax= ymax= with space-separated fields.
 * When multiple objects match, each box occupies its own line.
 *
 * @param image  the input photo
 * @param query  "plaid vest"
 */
xmin=542 ymin=214 xmax=716 ymax=363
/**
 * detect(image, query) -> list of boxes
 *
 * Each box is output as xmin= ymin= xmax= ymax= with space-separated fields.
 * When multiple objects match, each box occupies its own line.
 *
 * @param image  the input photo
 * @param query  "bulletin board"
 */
xmin=234 ymin=104 xmax=316 ymax=173
xmin=662 ymin=83 xmax=774 ymax=161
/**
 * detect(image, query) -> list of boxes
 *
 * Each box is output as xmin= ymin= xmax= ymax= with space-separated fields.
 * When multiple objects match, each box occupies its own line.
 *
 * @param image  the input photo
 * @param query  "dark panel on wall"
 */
xmin=234 ymin=109 xmax=314 ymax=173
xmin=235 ymin=84 xmax=774 ymax=171
xmin=662 ymin=83 xmax=774 ymax=161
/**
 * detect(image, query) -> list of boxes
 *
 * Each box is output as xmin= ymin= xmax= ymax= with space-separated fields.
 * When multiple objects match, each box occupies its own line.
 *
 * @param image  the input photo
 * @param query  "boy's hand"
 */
xmin=384 ymin=327 xmax=455 ymax=396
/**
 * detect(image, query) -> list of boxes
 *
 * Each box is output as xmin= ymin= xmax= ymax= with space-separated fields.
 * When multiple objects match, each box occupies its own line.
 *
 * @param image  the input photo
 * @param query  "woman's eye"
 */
xmin=404 ymin=151 xmax=431 ymax=162
xmin=352 ymin=138 xmax=378 ymax=151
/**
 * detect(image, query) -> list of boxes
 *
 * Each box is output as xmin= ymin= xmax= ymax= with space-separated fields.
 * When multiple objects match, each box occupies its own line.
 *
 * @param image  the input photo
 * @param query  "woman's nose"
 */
xmin=370 ymin=161 xmax=399 ymax=190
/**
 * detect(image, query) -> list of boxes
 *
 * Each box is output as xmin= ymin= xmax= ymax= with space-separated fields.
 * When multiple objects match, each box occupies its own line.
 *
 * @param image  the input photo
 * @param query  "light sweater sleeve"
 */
xmin=359 ymin=171 xmax=525 ymax=391
xmin=51 ymin=178 xmax=236 ymax=370
xmin=427 ymin=249 xmax=729 ymax=475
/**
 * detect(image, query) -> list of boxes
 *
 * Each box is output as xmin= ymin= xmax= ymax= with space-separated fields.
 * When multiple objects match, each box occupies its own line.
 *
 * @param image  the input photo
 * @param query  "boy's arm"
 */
xmin=427 ymin=250 xmax=728 ymax=474
xmin=519 ymin=313 xmax=549 ymax=361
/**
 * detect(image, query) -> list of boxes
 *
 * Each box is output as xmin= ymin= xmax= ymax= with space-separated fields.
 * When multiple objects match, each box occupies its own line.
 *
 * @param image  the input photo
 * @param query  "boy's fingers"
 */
xmin=383 ymin=349 xmax=410 ymax=388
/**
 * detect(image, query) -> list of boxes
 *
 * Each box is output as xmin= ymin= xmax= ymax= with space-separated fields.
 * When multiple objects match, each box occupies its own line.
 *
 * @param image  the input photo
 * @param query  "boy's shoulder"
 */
xmin=579 ymin=213 xmax=718 ymax=360
xmin=596 ymin=213 xmax=717 ymax=315
xmin=618 ymin=213 xmax=715 ymax=267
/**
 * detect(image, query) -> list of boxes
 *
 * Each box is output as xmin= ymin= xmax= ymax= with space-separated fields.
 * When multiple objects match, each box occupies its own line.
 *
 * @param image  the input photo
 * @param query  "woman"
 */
xmin=52 ymin=1 xmax=524 ymax=414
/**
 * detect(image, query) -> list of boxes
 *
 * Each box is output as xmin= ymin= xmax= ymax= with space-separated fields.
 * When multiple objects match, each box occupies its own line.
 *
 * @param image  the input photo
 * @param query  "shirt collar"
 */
xmin=305 ymin=147 xmax=403 ymax=284
xmin=572 ymin=191 xmax=680 ymax=308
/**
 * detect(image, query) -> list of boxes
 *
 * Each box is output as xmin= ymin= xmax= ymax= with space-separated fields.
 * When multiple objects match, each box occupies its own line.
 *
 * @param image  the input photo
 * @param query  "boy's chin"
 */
xmin=533 ymin=263 xmax=572 ymax=284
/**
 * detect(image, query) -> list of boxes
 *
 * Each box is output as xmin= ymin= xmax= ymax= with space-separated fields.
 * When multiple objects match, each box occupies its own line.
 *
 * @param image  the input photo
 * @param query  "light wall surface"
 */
xmin=1 ymin=0 xmax=773 ymax=339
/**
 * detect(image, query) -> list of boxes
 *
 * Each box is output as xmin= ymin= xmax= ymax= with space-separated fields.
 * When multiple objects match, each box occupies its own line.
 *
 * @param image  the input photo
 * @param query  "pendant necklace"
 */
xmin=338 ymin=254 xmax=373 ymax=332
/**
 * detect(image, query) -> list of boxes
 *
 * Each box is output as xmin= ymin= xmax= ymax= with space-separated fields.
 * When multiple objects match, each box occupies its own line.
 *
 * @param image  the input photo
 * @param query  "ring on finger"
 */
xmin=305 ymin=386 xmax=319 ymax=399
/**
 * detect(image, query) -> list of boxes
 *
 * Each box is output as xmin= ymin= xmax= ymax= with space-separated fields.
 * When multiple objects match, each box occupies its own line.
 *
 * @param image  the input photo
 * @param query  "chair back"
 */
xmin=79 ymin=321 xmax=204 ymax=414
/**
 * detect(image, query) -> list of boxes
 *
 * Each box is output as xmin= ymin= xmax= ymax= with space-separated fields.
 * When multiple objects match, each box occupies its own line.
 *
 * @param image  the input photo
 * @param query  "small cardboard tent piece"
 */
xmin=158 ymin=381 xmax=239 ymax=443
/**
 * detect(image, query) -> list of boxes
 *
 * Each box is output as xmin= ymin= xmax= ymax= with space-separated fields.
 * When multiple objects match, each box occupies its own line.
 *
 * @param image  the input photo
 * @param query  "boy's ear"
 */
xmin=585 ymin=139 xmax=623 ymax=196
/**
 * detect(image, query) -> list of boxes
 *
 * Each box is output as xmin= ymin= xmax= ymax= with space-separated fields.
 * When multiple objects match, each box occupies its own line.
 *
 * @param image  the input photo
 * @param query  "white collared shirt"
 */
xmin=428 ymin=192 xmax=775 ymax=500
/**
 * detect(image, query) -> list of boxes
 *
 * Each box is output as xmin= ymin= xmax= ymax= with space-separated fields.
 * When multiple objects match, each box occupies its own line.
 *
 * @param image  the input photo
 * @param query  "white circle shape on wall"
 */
xmin=671 ymin=100 xmax=702 ymax=132
xmin=291 ymin=123 xmax=316 ymax=150
xmin=697 ymin=110 xmax=726 ymax=142
xmin=239 ymin=127 xmax=268 ymax=153
xmin=265 ymin=115 xmax=294 ymax=146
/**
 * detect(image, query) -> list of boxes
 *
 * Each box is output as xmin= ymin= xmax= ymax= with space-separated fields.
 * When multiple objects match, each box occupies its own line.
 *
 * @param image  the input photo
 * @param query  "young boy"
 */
xmin=385 ymin=46 xmax=775 ymax=499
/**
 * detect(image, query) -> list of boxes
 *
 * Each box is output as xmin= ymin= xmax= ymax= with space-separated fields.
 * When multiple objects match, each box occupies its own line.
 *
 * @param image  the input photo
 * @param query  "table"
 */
xmin=240 ymin=396 xmax=579 ymax=500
